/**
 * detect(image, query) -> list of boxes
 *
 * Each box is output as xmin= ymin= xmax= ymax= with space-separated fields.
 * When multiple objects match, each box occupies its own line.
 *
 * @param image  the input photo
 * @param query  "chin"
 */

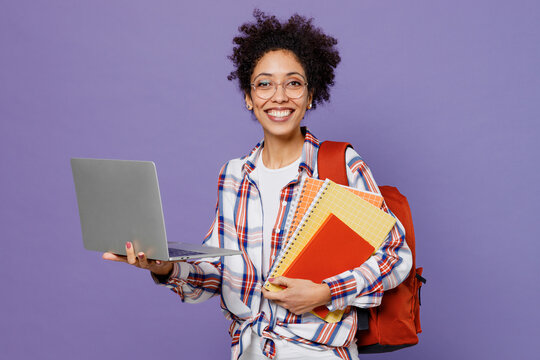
xmin=263 ymin=122 xmax=302 ymax=139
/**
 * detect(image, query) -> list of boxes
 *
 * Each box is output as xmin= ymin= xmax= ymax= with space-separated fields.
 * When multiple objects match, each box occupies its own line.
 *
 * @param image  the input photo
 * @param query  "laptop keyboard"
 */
xmin=168 ymin=248 xmax=204 ymax=258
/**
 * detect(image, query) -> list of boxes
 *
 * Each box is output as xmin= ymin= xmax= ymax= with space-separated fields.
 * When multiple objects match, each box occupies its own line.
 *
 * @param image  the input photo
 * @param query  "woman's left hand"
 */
xmin=262 ymin=277 xmax=332 ymax=315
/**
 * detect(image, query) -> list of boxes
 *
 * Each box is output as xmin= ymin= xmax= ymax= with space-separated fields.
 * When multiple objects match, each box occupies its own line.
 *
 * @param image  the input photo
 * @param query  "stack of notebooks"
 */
xmin=263 ymin=178 xmax=396 ymax=323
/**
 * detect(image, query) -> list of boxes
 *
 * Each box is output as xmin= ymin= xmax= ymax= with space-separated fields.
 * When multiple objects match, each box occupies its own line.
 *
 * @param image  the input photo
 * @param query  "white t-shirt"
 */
xmin=253 ymin=149 xmax=301 ymax=276
xmin=240 ymin=331 xmax=358 ymax=360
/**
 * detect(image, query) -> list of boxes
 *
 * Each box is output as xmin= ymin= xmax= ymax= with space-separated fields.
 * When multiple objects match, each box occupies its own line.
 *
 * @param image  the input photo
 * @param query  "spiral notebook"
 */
xmin=282 ymin=177 xmax=384 ymax=249
xmin=265 ymin=179 xmax=396 ymax=322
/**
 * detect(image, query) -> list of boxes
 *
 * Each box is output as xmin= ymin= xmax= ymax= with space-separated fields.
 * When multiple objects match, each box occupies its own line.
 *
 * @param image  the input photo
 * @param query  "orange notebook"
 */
xmin=279 ymin=213 xmax=375 ymax=319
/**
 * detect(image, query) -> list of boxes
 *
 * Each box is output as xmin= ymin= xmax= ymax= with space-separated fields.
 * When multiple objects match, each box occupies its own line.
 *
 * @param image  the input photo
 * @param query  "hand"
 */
xmin=262 ymin=276 xmax=332 ymax=315
xmin=102 ymin=241 xmax=175 ymax=276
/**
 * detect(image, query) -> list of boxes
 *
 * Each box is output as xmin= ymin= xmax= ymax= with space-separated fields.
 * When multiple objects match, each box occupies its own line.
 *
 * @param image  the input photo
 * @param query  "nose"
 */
xmin=271 ymin=83 xmax=288 ymax=103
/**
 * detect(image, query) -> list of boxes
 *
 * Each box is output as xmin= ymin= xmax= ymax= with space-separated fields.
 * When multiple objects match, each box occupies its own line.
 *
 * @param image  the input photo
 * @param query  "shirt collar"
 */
xmin=242 ymin=127 xmax=319 ymax=178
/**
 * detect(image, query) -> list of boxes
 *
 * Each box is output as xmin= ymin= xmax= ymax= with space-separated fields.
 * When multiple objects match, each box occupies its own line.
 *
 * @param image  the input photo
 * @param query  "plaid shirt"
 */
xmin=156 ymin=128 xmax=412 ymax=360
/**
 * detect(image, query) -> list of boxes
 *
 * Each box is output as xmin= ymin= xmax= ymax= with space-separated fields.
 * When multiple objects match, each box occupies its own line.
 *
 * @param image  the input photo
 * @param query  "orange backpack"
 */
xmin=317 ymin=141 xmax=426 ymax=353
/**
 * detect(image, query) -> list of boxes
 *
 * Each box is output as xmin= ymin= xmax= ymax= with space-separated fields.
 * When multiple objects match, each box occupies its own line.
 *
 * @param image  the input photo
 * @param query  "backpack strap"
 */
xmin=317 ymin=141 xmax=352 ymax=185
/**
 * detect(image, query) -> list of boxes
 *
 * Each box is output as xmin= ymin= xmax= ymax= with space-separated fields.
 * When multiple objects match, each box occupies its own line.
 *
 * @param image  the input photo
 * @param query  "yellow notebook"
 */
xmin=265 ymin=180 xmax=396 ymax=323
xmin=283 ymin=177 xmax=384 ymax=249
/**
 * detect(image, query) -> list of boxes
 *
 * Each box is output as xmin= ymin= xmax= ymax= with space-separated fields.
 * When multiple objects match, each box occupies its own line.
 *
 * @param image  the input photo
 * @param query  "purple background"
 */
xmin=1 ymin=1 xmax=539 ymax=359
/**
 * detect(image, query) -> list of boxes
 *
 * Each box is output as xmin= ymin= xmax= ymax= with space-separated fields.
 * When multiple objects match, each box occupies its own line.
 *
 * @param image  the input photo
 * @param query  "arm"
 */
xmin=151 ymin=221 xmax=223 ymax=304
xmin=322 ymin=148 xmax=413 ymax=311
xmin=150 ymin=164 xmax=230 ymax=304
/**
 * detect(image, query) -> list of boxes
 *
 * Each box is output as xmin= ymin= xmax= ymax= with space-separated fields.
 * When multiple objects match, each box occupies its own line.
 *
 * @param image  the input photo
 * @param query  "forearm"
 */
xmin=323 ymin=222 xmax=412 ymax=310
xmin=153 ymin=259 xmax=222 ymax=303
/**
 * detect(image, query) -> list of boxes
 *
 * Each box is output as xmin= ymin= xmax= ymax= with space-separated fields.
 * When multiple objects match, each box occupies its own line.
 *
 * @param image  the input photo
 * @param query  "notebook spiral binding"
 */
xmin=267 ymin=181 xmax=329 ymax=282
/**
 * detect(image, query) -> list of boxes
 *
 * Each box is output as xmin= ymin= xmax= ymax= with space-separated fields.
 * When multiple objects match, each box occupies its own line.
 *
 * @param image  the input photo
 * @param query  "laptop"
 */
xmin=70 ymin=158 xmax=242 ymax=261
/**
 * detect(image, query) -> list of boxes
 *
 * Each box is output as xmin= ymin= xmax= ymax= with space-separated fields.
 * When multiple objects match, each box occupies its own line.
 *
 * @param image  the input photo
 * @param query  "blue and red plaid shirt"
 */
xmin=156 ymin=128 xmax=412 ymax=360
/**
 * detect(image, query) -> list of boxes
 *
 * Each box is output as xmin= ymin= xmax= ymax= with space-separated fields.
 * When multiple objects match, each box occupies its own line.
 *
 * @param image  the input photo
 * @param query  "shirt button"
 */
xmin=282 ymin=201 xmax=287 ymax=207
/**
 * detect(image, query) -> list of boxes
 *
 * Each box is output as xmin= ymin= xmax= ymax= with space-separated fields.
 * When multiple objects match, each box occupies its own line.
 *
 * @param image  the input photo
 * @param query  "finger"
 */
xmin=262 ymin=288 xmax=284 ymax=301
xmin=152 ymin=260 xmax=171 ymax=269
xmin=269 ymin=276 xmax=290 ymax=288
xmin=268 ymin=298 xmax=290 ymax=311
xmin=154 ymin=260 xmax=174 ymax=266
xmin=262 ymin=291 xmax=282 ymax=303
xmin=149 ymin=260 xmax=165 ymax=271
xmin=125 ymin=242 xmax=138 ymax=265
xmin=102 ymin=252 xmax=128 ymax=263
xmin=138 ymin=252 xmax=149 ymax=268
xmin=149 ymin=261 xmax=174 ymax=276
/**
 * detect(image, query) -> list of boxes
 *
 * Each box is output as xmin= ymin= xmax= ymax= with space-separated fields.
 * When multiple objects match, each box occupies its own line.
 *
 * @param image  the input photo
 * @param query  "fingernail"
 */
xmin=139 ymin=253 xmax=144 ymax=259
xmin=126 ymin=242 xmax=131 ymax=249
xmin=268 ymin=278 xmax=275 ymax=283
xmin=156 ymin=261 xmax=161 ymax=265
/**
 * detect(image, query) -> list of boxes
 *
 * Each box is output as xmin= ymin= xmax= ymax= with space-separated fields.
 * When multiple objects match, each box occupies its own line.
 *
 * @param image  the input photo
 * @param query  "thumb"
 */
xmin=269 ymin=276 xmax=290 ymax=288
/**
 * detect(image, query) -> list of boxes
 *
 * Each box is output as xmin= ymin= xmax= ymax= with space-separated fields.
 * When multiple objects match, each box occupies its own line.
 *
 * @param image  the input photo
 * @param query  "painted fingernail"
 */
xmin=156 ymin=261 xmax=161 ymax=265
xmin=138 ymin=253 xmax=144 ymax=258
xmin=126 ymin=242 xmax=132 ymax=249
xmin=268 ymin=278 xmax=275 ymax=283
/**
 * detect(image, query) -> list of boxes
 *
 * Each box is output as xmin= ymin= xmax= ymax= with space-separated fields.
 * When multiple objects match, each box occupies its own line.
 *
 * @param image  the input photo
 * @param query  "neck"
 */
xmin=261 ymin=128 xmax=304 ymax=169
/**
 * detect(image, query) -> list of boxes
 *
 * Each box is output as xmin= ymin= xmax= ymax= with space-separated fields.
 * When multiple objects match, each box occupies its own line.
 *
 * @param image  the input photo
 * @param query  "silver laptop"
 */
xmin=71 ymin=158 xmax=241 ymax=261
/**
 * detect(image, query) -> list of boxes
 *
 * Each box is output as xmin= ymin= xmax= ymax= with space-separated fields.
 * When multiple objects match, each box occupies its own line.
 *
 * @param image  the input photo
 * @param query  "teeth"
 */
xmin=268 ymin=110 xmax=292 ymax=117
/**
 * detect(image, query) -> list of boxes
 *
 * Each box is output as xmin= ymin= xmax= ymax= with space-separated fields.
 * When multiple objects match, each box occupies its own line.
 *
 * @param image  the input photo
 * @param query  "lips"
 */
xmin=265 ymin=108 xmax=294 ymax=122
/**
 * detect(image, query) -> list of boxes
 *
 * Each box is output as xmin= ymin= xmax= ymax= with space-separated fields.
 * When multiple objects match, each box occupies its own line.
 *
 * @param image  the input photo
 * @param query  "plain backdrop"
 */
xmin=1 ymin=1 xmax=539 ymax=359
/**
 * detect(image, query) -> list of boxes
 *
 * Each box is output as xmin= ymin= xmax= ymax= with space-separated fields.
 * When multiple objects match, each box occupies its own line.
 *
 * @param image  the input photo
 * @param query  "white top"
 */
xmin=253 ymin=148 xmax=301 ymax=276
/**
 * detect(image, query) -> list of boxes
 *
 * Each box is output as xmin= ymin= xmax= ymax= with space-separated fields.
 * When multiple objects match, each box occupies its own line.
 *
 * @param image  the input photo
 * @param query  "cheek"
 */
xmin=253 ymin=99 xmax=268 ymax=111
xmin=293 ymin=99 xmax=309 ymax=111
xmin=252 ymin=104 xmax=267 ymax=123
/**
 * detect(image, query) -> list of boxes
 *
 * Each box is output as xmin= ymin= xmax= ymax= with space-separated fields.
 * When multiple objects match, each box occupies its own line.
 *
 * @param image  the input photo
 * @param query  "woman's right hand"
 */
xmin=102 ymin=241 xmax=174 ymax=277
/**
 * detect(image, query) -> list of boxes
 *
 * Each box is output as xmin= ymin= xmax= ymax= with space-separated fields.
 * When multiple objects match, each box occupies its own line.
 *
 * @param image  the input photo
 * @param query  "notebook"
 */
xmin=283 ymin=177 xmax=384 ymax=249
xmin=279 ymin=213 xmax=375 ymax=320
xmin=265 ymin=179 xmax=396 ymax=322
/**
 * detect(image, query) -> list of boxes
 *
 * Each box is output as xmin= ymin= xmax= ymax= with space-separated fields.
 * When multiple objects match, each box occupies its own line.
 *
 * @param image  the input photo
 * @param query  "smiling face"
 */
xmin=245 ymin=50 xmax=313 ymax=142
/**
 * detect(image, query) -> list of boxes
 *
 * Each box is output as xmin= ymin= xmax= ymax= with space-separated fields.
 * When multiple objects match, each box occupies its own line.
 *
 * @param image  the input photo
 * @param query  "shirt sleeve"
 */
xmin=151 ymin=164 xmax=227 ymax=304
xmin=322 ymin=147 xmax=413 ymax=311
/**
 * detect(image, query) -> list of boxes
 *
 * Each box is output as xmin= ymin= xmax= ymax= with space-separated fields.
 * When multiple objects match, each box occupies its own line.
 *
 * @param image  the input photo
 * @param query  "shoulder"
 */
xmin=220 ymin=156 xmax=245 ymax=176
xmin=344 ymin=146 xmax=367 ymax=173
xmin=215 ymin=137 xmax=262 ymax=190
xmin=344 ymin=146 xmax=380 ymax=193
xmin=214 ymin=154 xmax=253 ymax=195
xmin=217 ymin=156 xmax=244 ymax=181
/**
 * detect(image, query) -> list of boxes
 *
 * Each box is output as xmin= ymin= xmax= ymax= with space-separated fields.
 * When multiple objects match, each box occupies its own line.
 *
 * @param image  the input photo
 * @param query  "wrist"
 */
xmin=152 ymin=263 xmax=174 ymax=277
xmin=318 ymin=283 xmax=332 ymax=307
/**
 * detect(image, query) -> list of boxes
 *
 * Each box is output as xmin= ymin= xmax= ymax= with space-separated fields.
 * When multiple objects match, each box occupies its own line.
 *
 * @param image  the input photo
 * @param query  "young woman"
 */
xmin=103 ymin=10 xmax=412 ymax=360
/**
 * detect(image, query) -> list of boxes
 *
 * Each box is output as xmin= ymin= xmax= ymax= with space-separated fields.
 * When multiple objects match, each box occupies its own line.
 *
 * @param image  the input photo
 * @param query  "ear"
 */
xmin=307 ymin=91 xmax=314 ymax=108
xmin=244 ymin=92 xmax=253 ymax=110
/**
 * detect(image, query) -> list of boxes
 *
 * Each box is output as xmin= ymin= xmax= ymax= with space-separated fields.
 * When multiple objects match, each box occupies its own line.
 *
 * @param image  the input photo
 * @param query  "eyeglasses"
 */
xmin=250 ymin=76 xmax=308 ymax=100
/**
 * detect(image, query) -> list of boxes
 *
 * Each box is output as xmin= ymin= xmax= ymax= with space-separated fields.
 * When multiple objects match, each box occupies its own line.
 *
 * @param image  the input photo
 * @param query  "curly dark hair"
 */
xmin=228 ymin=9 xmax=341 ymax=109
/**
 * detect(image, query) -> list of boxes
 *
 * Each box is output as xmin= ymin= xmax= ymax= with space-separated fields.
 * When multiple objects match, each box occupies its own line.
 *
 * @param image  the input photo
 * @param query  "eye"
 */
xmin=255 ymin=80 xmax=273 ymax=89
xmin=286 ymin=79 xmax=304 ymax=89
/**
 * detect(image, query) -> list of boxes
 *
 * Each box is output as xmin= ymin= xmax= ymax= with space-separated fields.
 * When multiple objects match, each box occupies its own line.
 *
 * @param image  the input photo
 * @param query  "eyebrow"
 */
xmin=252 ymin=72 xmax=306 ymax=80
